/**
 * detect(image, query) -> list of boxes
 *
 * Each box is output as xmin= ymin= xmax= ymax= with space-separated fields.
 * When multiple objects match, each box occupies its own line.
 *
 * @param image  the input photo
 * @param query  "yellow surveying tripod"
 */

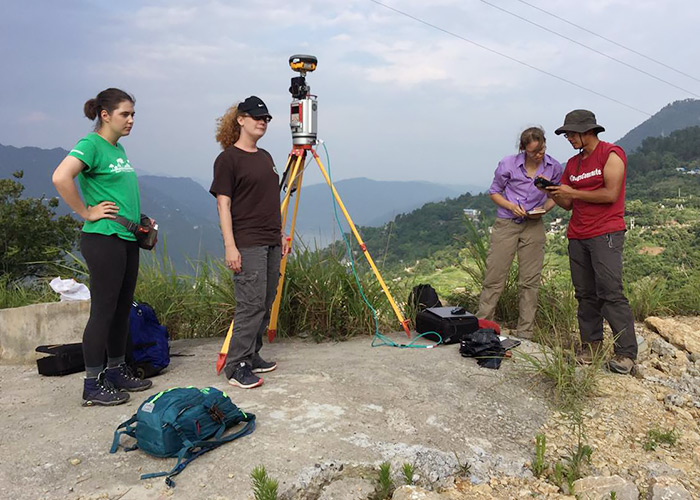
xmin=216 ymin=55 xmax=410 ymax=375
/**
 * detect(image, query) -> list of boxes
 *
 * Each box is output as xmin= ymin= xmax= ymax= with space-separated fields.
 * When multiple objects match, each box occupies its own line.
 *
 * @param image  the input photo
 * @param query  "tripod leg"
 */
xmin=216 ymin=319 xmax=235 ymax=375
xmin=268 ymin=167 xmax=305 ymax=342
xmin=216 ymin=152 xmax=304 ymax=373
xmin=281 ymin=153 xmax=305 ymax=219
xmin=311 ymin=149 xmax=411 ymax=336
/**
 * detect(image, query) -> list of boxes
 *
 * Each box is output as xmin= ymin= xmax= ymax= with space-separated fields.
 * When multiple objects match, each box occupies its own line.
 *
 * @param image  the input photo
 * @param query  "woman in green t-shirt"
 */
xmin=53 ymin=88 xmax=151 ymax=406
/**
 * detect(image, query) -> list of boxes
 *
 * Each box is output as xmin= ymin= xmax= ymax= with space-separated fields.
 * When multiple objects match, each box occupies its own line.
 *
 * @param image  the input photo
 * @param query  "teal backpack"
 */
xmin=110 ymin=386 xmax=255 ymax=486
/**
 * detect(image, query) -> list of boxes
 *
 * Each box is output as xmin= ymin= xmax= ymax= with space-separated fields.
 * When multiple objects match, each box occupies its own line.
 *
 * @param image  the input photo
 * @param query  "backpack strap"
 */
xmin=140 ymin=417 xmax=257 ymax=487
xmin=110 ymin=415 xmax=138 ymax=453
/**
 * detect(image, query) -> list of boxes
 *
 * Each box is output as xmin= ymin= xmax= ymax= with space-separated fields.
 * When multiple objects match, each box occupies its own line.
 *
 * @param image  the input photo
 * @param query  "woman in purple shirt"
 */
xmin=475 ymin=127 xmax=563 ymax=339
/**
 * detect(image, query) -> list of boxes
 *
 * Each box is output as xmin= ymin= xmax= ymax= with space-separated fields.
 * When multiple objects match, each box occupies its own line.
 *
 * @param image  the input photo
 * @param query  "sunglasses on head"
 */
xmin=249 ymin=115 xmax=272 ymax=123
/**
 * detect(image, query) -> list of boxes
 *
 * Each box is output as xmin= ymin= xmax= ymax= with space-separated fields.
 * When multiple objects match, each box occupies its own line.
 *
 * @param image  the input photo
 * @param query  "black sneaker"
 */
xmin=228 ymin=362 xmax=263 ymax=389
xmin=82 ymin=374 xmax=130 ymax=407
xmin=104 ymin=363 xmax=153 ymax=392
xmin=252 ymin=353 xmax=277 ymax=374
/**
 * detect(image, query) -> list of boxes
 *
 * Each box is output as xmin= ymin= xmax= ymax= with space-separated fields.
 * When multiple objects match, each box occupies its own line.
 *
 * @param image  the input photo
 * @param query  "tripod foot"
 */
xmin=216 ymin=353 xmax=227 ymax=375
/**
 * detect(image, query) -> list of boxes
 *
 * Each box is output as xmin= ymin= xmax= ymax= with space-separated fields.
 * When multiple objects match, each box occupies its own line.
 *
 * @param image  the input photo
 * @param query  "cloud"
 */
xmin=19 ymin=112 xmax=51 ymax=124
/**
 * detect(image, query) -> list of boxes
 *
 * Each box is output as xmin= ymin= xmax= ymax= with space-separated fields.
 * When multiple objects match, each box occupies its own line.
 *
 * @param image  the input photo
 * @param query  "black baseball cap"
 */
xmin=238 ymin=95 xmax=271 ymax=119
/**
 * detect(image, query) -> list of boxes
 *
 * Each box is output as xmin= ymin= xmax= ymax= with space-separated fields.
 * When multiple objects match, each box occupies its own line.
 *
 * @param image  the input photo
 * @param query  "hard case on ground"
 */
xmin=36 ymin=343 xmax=85 ymax=376
xmin=415 ymin=306 xmax=479 ymax=344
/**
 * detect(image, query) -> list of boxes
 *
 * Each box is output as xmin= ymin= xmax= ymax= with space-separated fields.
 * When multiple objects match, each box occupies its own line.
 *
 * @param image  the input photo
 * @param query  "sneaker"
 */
xmin=252 ymin=353 xmax=277 ymax=374
xmin=607 ymin=355 xmax=635 ymax=375
xmin=228 ymin=362 xmax=263 ymax=389
xmin=104 ymin=363 xmax=153 ymax=392
xmin=575 ymin=341 xmax=603 ymax=365
xmin=82 ymin=374 xmax=130 ymax=407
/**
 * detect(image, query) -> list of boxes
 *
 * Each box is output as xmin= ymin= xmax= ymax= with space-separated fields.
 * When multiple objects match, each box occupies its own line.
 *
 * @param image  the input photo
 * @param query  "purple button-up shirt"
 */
xmin=488 ymin=153 xmax=563 ymax=219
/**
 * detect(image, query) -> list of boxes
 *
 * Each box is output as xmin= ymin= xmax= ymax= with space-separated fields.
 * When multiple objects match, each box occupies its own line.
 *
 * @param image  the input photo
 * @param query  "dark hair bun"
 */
xmin=84 ymin=98 xmax=99 ymax=120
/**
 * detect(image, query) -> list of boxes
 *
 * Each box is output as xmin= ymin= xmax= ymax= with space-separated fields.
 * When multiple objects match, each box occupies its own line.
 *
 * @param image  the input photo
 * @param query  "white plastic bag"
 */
xmin=49 ymin=277 xmax=91 ymax=302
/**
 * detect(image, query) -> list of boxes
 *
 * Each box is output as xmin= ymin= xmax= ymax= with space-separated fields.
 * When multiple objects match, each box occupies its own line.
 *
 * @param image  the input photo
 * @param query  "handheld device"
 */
xmin=450 ymin=306 xmax=467 ymax=315
xmin=534 ymin=176 xmax=559 ymax=189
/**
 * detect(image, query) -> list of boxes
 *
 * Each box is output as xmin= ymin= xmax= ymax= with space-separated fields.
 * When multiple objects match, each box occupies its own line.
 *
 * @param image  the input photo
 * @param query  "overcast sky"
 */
xmin=2 ymin=0 xmax=700 ymax=189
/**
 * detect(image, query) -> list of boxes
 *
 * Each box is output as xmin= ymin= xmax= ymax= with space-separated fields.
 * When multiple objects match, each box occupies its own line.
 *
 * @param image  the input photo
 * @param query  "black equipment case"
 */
xmin=36 ymin=343 xmax=85 ymax=376
xmin=416 ymin=306 xmax=479 ymax=344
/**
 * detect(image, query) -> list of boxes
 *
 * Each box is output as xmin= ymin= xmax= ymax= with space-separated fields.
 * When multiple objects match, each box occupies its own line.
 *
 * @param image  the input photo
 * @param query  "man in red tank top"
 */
xmin=546 ymin=110 xmax=637 ymax=375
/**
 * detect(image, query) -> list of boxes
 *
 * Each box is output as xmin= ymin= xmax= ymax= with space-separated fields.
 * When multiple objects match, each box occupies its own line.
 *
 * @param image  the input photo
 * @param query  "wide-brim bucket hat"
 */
xmin=555 ymin=109 xmax=605 ymax=135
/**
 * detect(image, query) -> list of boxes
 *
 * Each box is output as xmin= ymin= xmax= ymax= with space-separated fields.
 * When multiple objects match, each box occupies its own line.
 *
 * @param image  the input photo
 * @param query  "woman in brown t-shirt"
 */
xmin=209 ymin=96 xmax=290 ymax=389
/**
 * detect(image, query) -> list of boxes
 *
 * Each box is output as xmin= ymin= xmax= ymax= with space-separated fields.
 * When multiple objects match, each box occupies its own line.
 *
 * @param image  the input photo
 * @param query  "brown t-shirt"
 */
xmin=209 ymin=146 xmax=281 ymax=248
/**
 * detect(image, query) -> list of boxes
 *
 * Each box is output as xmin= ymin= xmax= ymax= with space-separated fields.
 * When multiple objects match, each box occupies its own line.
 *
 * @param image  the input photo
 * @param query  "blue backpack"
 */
xmin=128 ymin=302 xmax=170 ymax=378
xmin=110 ymin=386 xmax=256 ymax=486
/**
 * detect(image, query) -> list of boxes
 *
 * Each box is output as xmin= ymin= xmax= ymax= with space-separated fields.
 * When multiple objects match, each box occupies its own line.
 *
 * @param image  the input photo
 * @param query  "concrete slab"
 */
xmin=0 ymin=301 xmax=89 ymax=362
xmin=0 ymin=335 xmax=549 ymax=499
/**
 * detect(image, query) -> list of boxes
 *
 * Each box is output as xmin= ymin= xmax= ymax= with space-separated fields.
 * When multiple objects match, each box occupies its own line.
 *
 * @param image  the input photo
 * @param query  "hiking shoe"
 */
xmin=252 ymin=353 xmax=277 ymax=374
xmin=82 ymin=374 xmax=130 ymax=407
xmin=607 ymin=355 xmax=635 ymax=375
xmin=228 ymin=362 xmax=263 ymax=389
xmin=575 ymin=341 xmax=603 ymax=365
xmin=104 ymin=363 xmax=153 ymax=392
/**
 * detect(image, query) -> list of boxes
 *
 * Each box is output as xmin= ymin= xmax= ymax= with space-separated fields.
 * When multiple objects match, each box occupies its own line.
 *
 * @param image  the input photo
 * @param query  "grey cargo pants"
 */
xmin=224 ymin=245 xmax=281 ymax=378
xmin=568 ymin=231 xmax=637 ymax=359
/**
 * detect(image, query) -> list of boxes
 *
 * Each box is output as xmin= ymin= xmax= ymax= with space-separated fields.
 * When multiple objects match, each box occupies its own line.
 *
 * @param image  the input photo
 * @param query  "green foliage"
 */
xmin=453 ymin=451 xmax=472 ymax=478
xmin=546 ymin=414 xmax=593 ymax=493
xmin=516 ymin=337 xmax=609 ymax=414
xmin=0 ymin=171 xmax=80 ymax=280
xmin=376 ymin=462 xmax=394 ymax=499
xmin=337 ymin=191 xmax=495 ymax=266
xmin=250 ymin=465 xmax=278 ymax=500
xmin=401 ymin=463 xmax=415 ymax=485
xmin=532 ymin=433 xmax=548 ymax=478
xmin=643 ymin=427 xmax=680 ymax=451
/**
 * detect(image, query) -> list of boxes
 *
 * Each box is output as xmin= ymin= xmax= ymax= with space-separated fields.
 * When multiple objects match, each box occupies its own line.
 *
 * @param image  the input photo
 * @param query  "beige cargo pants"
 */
xmin=476 ymin=217 xmax=546 ymax=338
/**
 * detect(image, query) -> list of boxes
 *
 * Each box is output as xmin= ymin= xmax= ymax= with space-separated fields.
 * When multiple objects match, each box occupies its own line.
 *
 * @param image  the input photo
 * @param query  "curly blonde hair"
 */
xmin=215 ymin=104 xmax=245 ymax=149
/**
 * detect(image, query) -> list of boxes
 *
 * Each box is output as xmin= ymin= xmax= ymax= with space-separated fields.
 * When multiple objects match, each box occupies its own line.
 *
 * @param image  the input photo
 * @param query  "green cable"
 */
xmin=319 ymin=141 xmax=442 ymax=349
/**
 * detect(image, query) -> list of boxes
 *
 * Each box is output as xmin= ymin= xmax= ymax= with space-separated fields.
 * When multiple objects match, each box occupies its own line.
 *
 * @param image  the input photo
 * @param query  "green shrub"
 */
xmin=643 ymin=427 xmax=680 ymax=451
xmin=251 ymin=465 xmax=278 ymax=500
xmin=376 ymin=462 xmax=394 ymax=499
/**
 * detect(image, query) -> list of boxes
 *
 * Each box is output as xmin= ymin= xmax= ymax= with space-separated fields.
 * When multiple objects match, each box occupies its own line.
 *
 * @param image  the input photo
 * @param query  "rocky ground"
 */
xmin=399 ymin=317 xmax=700 ymax=500
xmin=2 ymin=318 xmax=699 ymax=499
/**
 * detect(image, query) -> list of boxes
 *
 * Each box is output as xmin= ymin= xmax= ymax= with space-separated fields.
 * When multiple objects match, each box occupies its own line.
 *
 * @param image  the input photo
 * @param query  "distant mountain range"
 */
xmin=6 ymin=98 xmax=699 ymax=271
xmin=0 ymin=143 xmax=483 ymax=271
xmin=616 ymin=98 xmax=700 ymax=152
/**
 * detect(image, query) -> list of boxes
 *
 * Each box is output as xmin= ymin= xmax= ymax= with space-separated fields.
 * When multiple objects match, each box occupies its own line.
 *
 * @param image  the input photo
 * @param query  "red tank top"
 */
xmin=561 ymin=141 xmax=627 ymax=239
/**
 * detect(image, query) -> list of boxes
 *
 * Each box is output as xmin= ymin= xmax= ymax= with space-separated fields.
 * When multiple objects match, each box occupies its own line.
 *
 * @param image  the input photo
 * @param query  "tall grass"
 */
xmin=625 ymin=276 xmax=674 ymax=320
xmin=134 ymin=255 xmax=234 ymax=339
xmin=278 ymin=244 xmax=399 ymax=341
xmin=0 ymin=275 xmax=57 ymax=309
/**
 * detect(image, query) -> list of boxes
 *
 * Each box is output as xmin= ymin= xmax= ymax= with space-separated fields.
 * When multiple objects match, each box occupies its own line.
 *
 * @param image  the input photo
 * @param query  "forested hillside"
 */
xmin=616 ymin=98 xmax=700 ymax=152
xmin=355 ymin=126 xmax=700 ymax=268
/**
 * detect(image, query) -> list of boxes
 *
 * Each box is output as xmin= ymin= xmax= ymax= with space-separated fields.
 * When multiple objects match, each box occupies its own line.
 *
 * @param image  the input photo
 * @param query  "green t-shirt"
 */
xmin=68 ymin=133 xmax=140 ymax=241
